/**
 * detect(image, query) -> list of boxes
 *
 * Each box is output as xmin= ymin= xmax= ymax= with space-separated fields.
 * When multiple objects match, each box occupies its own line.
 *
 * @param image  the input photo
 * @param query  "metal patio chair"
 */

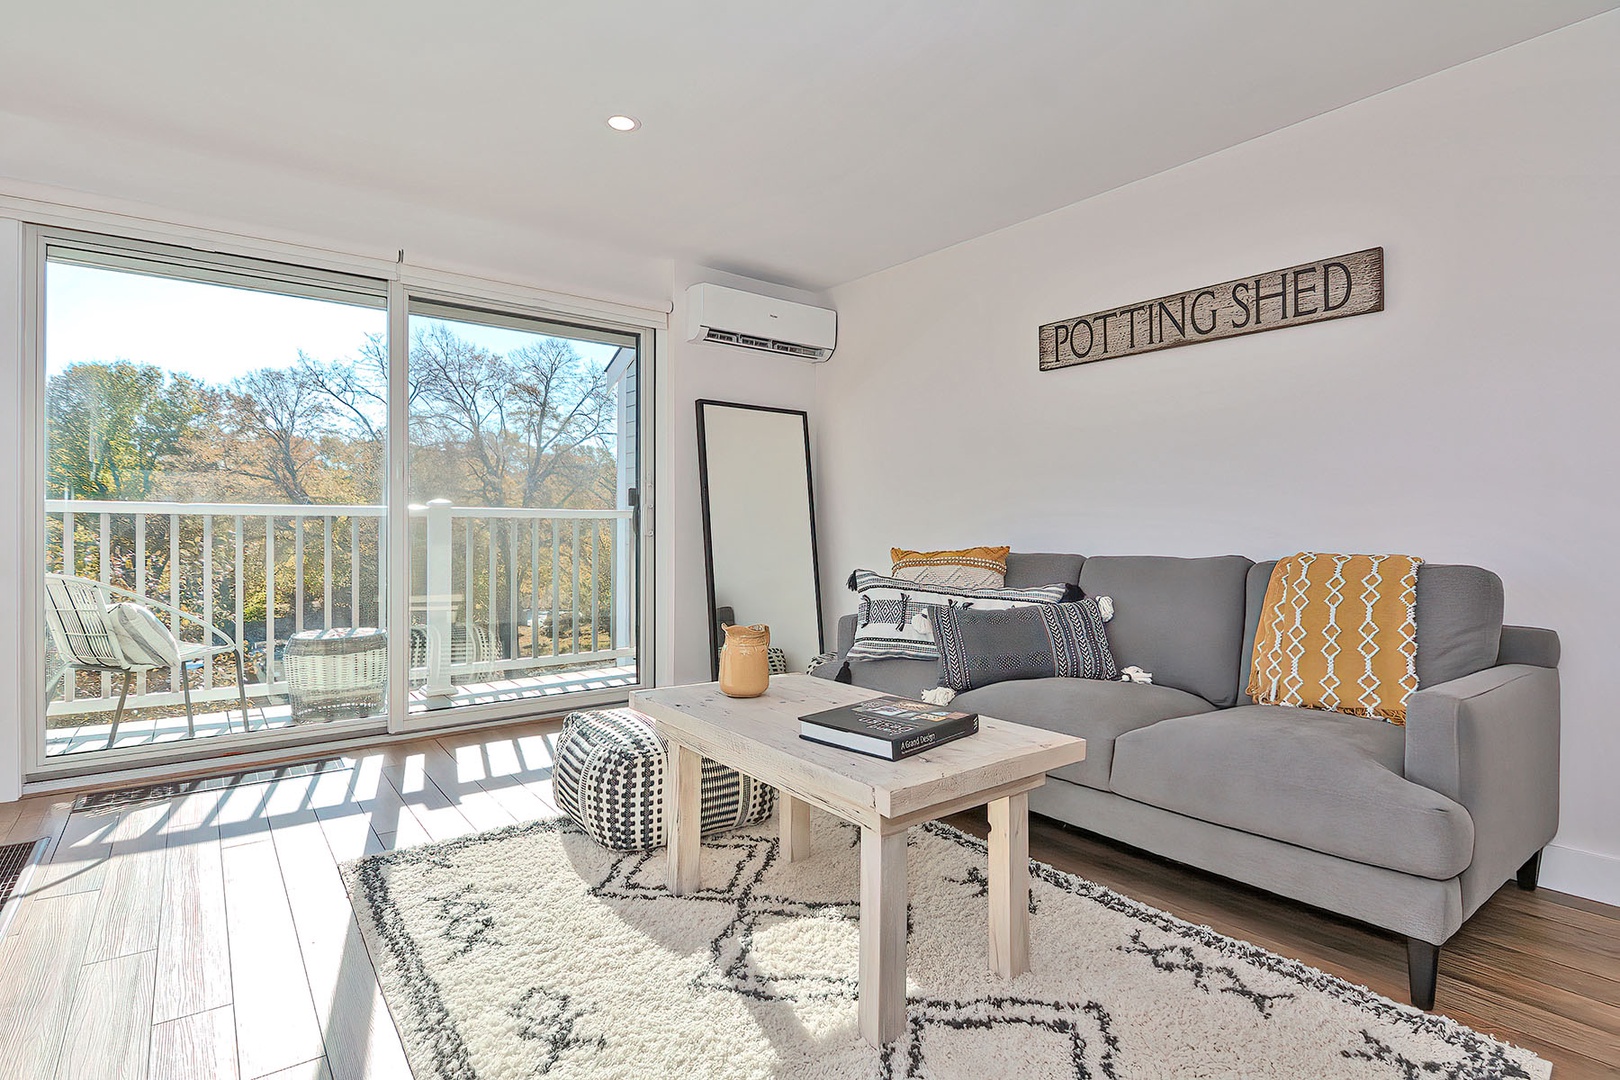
xmin=43 ymin=573 xmax=254 ymax=750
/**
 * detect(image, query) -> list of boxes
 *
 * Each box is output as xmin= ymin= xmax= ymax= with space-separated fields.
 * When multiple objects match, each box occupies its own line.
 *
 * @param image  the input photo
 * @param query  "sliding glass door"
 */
xmin=401 ymin=299 xmax=641 ymax=720
xmin=39 ymin=235 xmax=392 ymax=761
xmin=28 ymin=228 xmax=651 ymax=777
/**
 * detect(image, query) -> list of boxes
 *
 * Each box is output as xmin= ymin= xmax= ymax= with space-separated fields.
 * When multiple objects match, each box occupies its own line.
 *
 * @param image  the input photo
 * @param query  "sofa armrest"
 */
xmin=1497 ymin=625 xmax=1560 ymax=668
xmin=1405 ymin=664 xmax=1560 ymax=902
xmin=835 ymin=613 xmax=857 ymax=656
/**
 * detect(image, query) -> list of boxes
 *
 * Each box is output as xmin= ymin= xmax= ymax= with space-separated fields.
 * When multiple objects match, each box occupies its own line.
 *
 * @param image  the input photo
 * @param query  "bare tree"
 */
xmin=510 ymin=337 xmax=616 ymax=507
xmin=224 ymin=367 xmax=331 ymax=504
xmin=297 ymin=334 xmax=394 ymax=444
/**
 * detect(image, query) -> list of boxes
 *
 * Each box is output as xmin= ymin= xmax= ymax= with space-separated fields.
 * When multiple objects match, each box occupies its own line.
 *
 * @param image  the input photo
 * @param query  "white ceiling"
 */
xmin=1 ymin=1 xmax=1613 ymax=291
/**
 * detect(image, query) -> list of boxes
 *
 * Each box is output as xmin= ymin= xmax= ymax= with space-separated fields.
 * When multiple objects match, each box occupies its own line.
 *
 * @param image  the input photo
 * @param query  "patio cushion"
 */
xmin=1109 ymin=704 xmax=1475 ymax=879
xmin=953 ymin=678 xmax=1215 ymax=790
xmin=108 ymin=602 xmax=179 ymax=668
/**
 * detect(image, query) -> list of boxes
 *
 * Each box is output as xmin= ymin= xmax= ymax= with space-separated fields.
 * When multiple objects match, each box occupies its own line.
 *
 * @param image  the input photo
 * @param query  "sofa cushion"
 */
xmin=1109 ymin=705 xmax=1475 ymax=879
xmin=1240 ymin=561 xmax=1506 ymax=703
xmin=1005 ymin=553 xmax=1085 ymax=589
xmin=954 ymin=678 xmax=1215 ymax=790
xmin=1412 ymin=564 xmax=1505 ymax=688
xmin=1077 ymin=555 xmax=1253 ymax=707
xmin=834 ymin=656 xmax=943 ymax=700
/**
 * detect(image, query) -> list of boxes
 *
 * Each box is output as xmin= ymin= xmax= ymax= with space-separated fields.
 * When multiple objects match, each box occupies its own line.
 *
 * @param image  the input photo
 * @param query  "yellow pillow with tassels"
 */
xmin=1248 ymin=552 xmax=1422 ymax=724
xmin=890 ymin=545 xmax=1010 ymax=590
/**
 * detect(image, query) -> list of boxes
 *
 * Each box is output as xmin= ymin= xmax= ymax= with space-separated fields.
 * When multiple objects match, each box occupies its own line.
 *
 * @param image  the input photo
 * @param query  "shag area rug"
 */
xmin=341 ymin=815 xmax=1548 ymax=1080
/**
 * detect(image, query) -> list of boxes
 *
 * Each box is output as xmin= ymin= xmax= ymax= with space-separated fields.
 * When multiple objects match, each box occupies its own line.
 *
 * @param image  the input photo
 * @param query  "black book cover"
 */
xmin=799 ymin=696 xmax=979 ymax=760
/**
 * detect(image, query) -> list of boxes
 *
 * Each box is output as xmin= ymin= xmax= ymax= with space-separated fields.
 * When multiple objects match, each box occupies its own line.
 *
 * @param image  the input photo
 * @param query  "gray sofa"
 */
xmin=812 ymin=553 xmax=1560 ymax=1009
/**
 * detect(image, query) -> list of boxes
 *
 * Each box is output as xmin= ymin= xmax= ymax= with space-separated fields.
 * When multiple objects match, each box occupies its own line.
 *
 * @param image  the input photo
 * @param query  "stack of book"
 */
xmin=798 ymin=695 xmax=979 ymax=761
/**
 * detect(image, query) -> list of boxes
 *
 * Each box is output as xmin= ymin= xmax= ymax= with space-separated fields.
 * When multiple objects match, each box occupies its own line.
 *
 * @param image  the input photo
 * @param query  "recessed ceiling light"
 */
xmin=606 ymin=115 xmax=640 ymax=132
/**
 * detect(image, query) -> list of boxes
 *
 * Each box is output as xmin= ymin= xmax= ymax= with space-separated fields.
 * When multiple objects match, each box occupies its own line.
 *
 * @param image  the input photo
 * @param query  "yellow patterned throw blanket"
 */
xmin=1248 ymin=552 xmax=1423 ymax=724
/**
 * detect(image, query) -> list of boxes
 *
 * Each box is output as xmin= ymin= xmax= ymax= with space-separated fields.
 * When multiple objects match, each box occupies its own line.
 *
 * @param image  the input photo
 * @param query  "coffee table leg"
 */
xmin=858 ymin=825 xmax=908 ymax=1045
xmin=667 ymin=742 xmax=702 ymax=895
xmin=987 ymin=792 xmax=1031 ymax=978
xmin=779 ymin=794 xmax=811 ymax=862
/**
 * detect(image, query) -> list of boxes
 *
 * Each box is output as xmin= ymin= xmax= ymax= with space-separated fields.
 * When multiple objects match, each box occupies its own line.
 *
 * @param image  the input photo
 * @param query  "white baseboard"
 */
xmin=1539 ymin=843 xmax=1620 ymax=906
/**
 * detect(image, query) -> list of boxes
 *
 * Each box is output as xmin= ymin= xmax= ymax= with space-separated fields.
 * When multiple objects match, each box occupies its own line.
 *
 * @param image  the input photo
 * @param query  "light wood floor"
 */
xmin=0 ymin=718 xmax=1615 ymax=1079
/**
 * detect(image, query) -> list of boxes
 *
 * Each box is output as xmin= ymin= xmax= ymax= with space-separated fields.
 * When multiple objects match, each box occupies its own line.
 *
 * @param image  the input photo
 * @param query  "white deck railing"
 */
xmin=45 ymin=498 xmax=634 ymax=715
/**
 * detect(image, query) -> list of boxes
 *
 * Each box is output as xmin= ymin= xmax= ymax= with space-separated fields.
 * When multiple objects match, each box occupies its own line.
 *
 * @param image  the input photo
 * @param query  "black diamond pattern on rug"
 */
xmin=341 ymin=816 xmax=1552 ymax=1080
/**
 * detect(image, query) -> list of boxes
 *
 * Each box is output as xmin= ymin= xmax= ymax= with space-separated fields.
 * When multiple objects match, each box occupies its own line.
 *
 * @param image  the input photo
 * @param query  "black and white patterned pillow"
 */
xmin=845 ymin=569 xmax=1074 ymax=662
xmin=804 ymin=651 xmax=838 ymax=675
xmin=933 ymin=598 xmax=1118 ymax=692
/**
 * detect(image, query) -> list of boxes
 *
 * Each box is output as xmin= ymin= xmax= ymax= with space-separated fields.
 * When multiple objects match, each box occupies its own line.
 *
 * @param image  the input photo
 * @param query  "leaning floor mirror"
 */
xmin=697 ymin=400 xmax=825 ymax=680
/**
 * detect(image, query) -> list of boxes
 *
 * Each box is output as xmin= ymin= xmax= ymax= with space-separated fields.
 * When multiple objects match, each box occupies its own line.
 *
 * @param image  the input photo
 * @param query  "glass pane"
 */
xmin=42 ymin=247 xmax=390 ymax=758
xmin=406 ymin=302 xmax=639 ymax=713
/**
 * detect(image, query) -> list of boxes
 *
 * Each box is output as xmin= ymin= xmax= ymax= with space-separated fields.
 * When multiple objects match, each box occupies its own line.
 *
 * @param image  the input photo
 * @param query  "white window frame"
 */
xmin=15 ymin=216 xmax=662 ymax=787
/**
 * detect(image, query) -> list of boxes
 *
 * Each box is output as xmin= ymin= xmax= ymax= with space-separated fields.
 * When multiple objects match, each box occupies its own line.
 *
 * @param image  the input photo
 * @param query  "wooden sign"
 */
xmin=1039 ymin=247 xmax=1383 ymax=371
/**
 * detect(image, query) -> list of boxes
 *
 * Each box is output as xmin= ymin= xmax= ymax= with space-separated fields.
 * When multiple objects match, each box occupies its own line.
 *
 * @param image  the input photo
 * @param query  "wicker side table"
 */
xmin=284 ymin=627 xmax=388 ymax=722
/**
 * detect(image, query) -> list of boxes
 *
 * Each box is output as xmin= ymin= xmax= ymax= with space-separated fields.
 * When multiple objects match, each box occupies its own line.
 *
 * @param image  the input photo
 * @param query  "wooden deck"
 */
xmin=0 ymin=718 xmax=1615 ymax=1079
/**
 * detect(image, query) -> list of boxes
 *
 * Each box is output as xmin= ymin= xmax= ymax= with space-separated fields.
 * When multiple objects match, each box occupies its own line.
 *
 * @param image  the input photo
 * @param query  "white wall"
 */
xmin=816 ymin=12 xmax=1620 ymax=902
xmin=660 ymin=267 xmax=824 ymax=686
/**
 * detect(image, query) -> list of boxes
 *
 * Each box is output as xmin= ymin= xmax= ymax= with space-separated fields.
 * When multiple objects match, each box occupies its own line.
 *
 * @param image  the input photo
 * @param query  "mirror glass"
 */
xmin=697 ymin=400 xmax=823 ymax=678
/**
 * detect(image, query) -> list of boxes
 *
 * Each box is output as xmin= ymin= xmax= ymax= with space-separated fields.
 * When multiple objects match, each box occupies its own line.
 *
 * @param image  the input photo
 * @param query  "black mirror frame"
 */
xmin=695 ymin=399 xmax=826 ymax=681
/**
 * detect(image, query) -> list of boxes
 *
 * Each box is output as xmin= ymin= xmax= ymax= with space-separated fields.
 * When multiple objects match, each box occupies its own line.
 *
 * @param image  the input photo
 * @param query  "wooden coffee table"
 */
xmin=631 ymin=673 xmax=1086 ymax=1046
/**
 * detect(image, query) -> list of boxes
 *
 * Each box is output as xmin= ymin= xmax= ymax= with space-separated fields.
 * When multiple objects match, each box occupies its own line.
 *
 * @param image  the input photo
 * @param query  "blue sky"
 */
xmin=45 ymin=262 xmax=619 ymax=383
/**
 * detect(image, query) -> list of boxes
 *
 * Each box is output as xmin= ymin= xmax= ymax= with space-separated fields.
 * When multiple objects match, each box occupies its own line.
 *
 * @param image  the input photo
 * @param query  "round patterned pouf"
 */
xmin=554 ymin=708 xmax=776 ymax=852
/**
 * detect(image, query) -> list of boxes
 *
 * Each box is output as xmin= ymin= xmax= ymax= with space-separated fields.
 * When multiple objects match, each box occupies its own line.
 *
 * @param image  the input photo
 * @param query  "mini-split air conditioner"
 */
xmin=684 ymin=283 xmax=837 ymax=362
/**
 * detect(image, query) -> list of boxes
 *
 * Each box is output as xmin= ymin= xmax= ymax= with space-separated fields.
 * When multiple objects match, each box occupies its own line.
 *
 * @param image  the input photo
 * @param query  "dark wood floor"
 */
xmin=1 ymin=717 xmax=1615 ymax=1077
xmin=947 ymin=809 xmax=1620 ymax=1078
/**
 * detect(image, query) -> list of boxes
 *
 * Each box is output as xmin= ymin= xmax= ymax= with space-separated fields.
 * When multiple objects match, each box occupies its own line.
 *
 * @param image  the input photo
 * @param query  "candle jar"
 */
xmin=719 ymin=623 xmax=772 ymax=698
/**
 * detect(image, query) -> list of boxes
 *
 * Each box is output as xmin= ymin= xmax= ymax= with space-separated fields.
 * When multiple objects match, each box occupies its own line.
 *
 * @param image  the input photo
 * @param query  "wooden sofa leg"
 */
xmin=1517 ymin=850 xmax=1543 ymax=891
xmin=1407 ymin=938 xmax=1439 ymax=1010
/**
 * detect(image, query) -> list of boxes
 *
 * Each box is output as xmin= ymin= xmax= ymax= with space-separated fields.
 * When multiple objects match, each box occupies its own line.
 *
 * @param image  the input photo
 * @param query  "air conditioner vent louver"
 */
xmin=686 ymin=283 xmax=836 ymax=362
xmin=771 ymin=340 xmax=823 ymax=360
xmin=699 ymin=327 xmax=826 ymax=361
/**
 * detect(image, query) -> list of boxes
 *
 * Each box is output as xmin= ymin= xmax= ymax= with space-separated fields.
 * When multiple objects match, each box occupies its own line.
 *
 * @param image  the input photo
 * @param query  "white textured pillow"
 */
xmin=108 ymin=602 xmax=179 ymax=668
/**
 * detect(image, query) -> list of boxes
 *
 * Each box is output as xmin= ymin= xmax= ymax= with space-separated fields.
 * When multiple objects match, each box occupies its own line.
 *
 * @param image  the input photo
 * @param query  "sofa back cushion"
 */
xmin=1004 ymin=552 xmax=1085 ymax=589
xmin=1077 ymin=555 xmax=1253 ymax=706
xmin=1239 ymin=560 xmax=1506 ymax=703
xmin=1413 ymin=564 xmax=1507 ymax=686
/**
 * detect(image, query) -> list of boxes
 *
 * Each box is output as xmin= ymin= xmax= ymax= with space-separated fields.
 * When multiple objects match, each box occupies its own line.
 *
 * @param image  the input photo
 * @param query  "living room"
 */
xmin=1 ymin=3 xmax=1616 ymax=1078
